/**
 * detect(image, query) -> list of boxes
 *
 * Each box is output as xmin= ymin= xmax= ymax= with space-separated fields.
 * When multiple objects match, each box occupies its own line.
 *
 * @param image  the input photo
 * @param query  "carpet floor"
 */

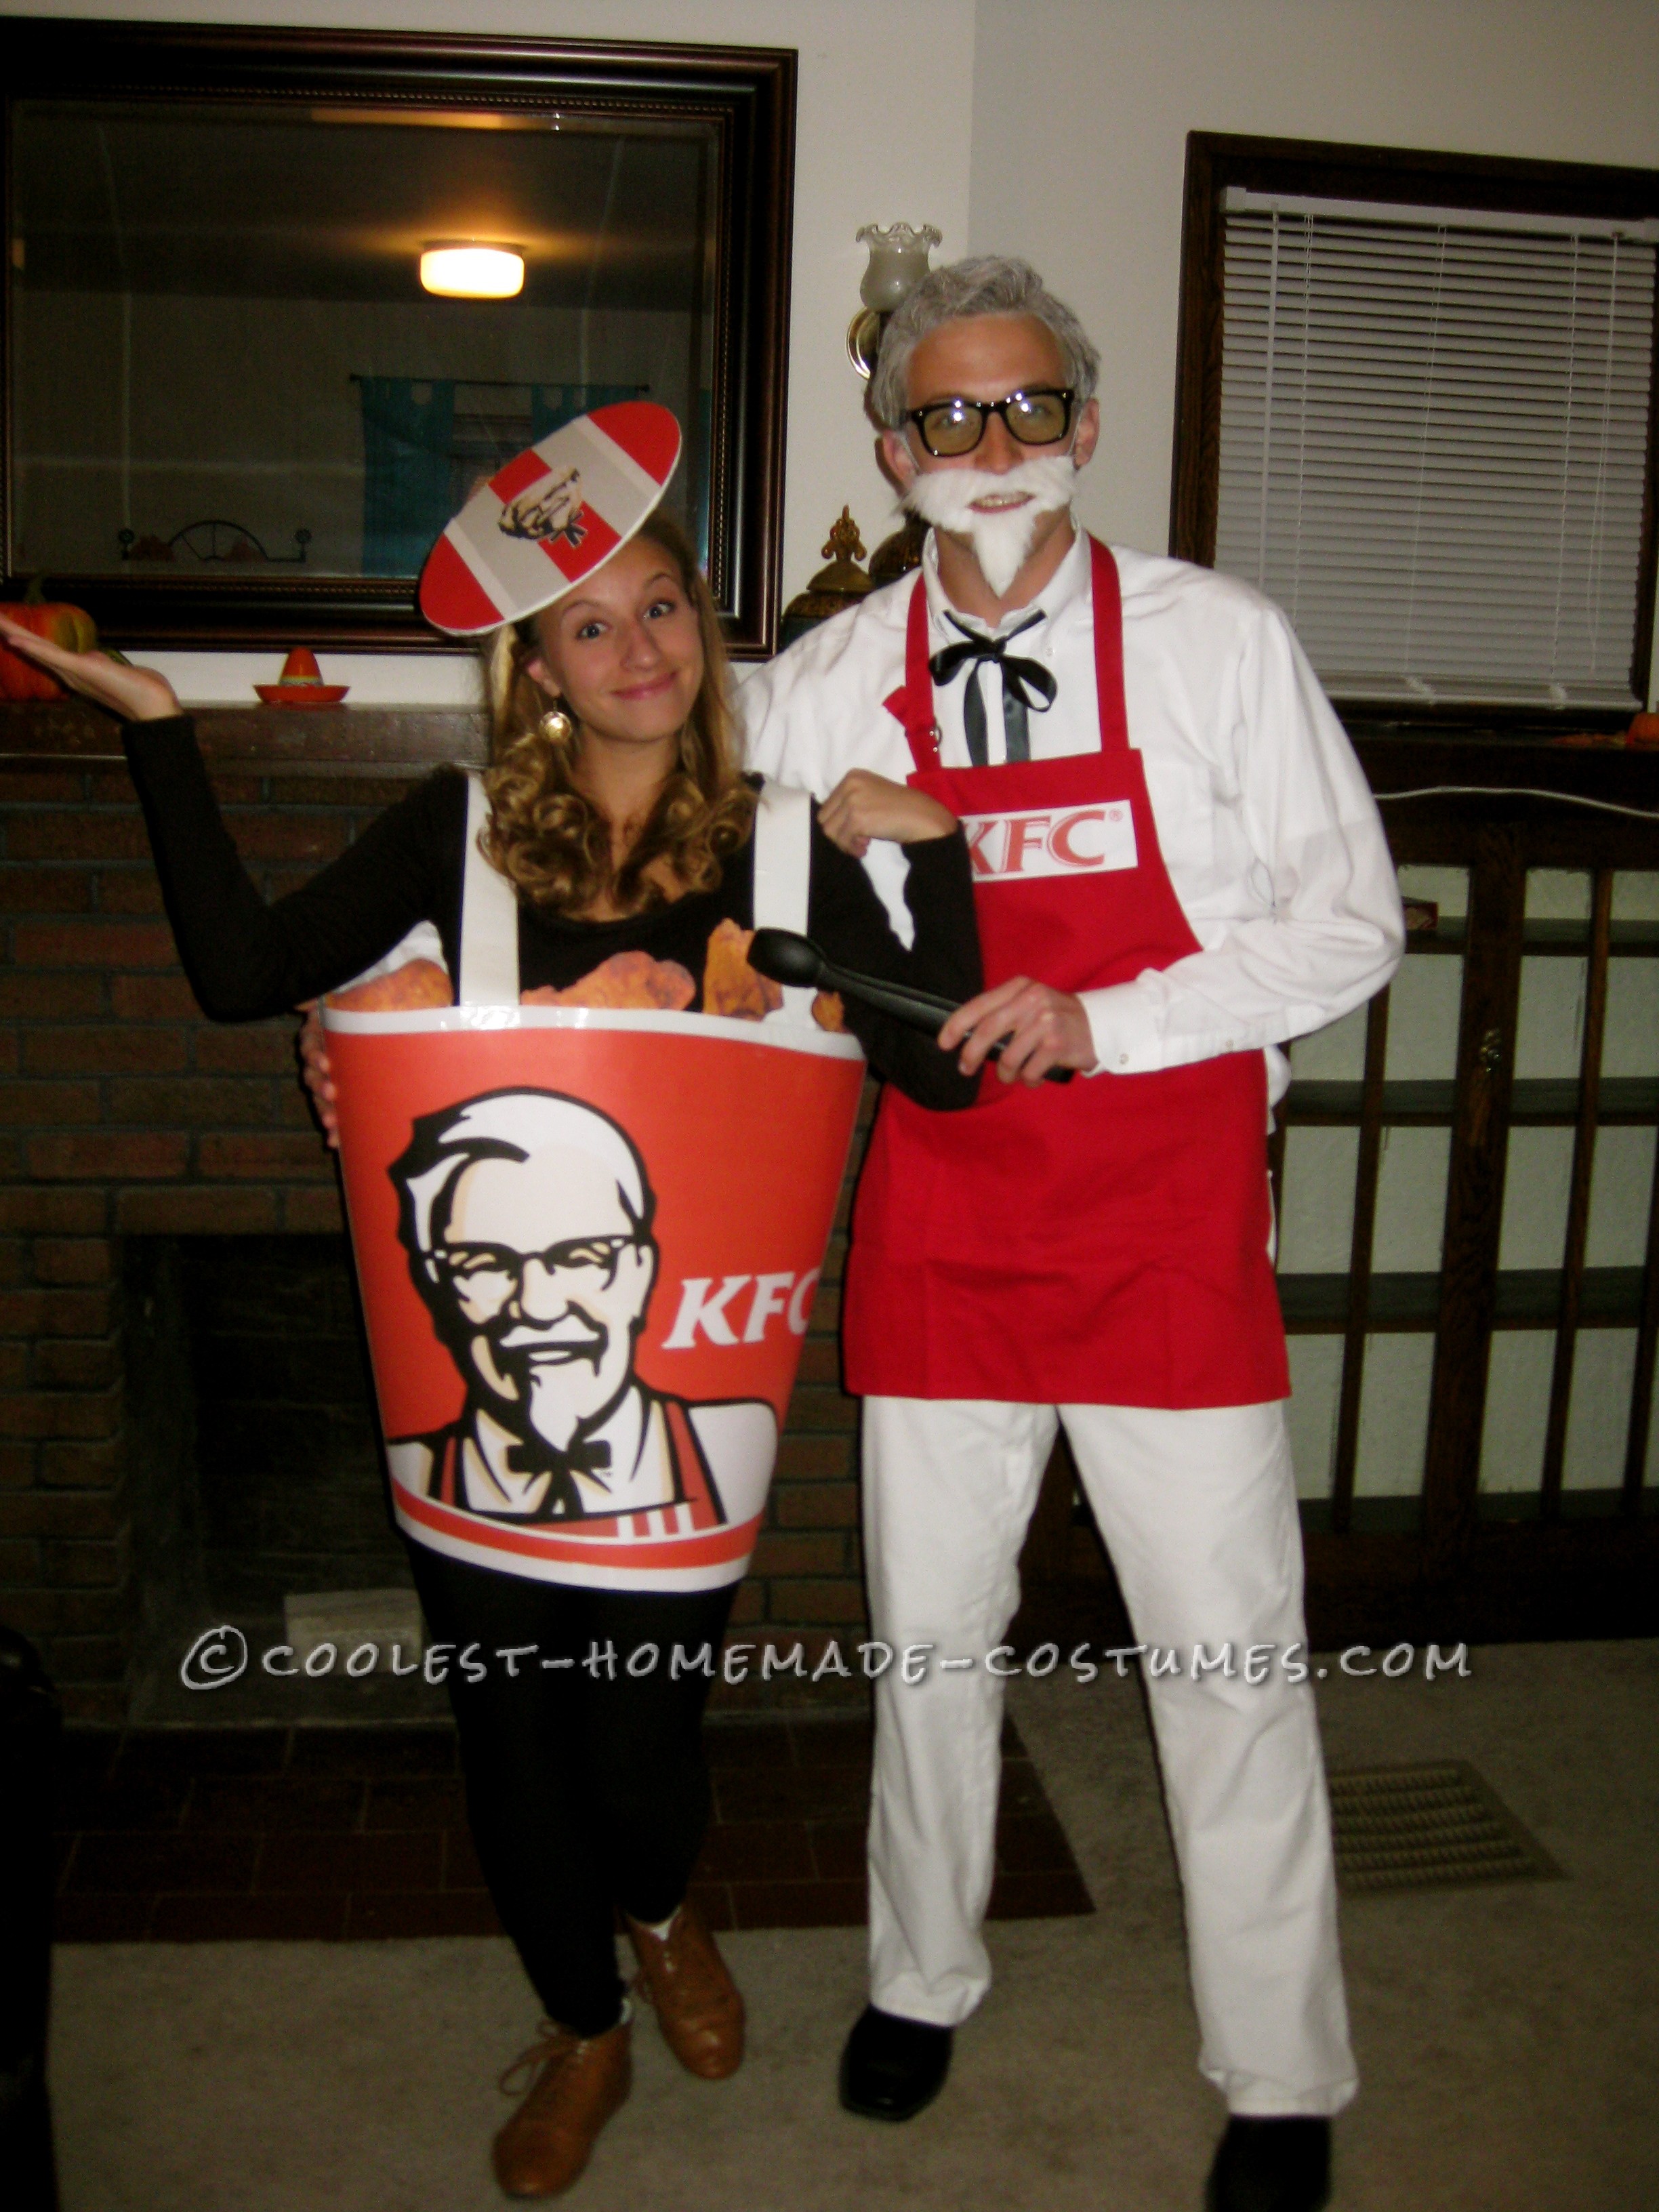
xmin=47 ymin=1639 xmax=1659 ymax=2212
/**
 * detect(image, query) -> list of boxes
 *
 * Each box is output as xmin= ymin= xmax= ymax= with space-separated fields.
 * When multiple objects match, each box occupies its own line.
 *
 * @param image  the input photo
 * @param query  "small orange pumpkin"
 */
xmin=0 ymin=580 xmax=98 ymax=703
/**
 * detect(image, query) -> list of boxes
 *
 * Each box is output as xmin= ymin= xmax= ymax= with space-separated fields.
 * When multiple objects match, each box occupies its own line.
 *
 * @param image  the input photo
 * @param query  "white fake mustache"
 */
xmin=901 ymin=454 xmax=1078 ymax=597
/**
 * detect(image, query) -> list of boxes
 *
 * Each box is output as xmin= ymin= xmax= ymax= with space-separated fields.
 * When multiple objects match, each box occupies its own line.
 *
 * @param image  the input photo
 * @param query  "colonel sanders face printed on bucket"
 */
xmin=395 ymin=1090 xmax=657 ymax=1458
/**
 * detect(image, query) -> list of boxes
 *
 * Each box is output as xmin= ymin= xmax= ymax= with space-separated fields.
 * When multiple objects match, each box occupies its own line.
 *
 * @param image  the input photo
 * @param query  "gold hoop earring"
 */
xmin=537 ymin=705 xmax=575 ymax=746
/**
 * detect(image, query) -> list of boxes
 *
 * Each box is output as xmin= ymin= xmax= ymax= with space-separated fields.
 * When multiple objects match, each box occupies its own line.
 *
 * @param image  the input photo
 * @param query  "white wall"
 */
xmin=968 ymin=0 xmax=1659 ymax=556
xmin=22 ymin=0 xmax=1658 ymax=691
xmin=13 ymin=0 xmax=1659 ymax=690
xmin=20 ymin=0 xmax=1656 ymax=690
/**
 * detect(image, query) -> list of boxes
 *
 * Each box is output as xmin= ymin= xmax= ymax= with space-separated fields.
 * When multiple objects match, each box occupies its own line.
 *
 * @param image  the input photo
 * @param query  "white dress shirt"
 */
xmin=739 ymin=525 xmax=1404 ymax=1106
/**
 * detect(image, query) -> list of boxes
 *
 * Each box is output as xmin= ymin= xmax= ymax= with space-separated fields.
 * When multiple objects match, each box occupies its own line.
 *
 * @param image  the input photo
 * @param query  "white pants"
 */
xmin=862 ymin=1395 xmax=1357 ymax=2118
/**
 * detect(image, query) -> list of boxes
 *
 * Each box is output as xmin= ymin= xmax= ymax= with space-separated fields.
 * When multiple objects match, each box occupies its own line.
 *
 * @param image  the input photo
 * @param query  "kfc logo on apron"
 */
xmin=962 ymin=802 xmax=1138 ymax=883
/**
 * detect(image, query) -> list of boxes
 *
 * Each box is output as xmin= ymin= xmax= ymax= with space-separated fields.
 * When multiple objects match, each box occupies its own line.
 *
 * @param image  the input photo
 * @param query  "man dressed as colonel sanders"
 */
xmin=743 ymin=255 xmax=1404 ymax=2212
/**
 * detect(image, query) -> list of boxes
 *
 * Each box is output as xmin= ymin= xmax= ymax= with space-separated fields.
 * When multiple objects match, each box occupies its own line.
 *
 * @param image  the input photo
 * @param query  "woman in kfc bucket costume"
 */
xmin=0 ymin=405 xmax=981 ymax=2200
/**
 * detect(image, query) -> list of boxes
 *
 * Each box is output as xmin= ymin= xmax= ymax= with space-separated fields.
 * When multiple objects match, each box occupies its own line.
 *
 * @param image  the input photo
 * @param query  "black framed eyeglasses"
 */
xmin=903 ymin=386 xmax=1076 ymax=459
xmin=434 ymin=1236 xmax=637 ymax=1295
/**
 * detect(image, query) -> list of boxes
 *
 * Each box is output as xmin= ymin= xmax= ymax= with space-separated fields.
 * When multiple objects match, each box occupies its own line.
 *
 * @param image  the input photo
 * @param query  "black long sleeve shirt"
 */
xmin=122 ymin=718 xmax=983 ymax=1111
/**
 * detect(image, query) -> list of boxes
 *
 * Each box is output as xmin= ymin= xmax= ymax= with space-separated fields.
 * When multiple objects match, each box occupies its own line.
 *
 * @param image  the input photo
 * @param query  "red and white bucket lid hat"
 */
xmin=418 ymin=401 xmax=682 ymax=636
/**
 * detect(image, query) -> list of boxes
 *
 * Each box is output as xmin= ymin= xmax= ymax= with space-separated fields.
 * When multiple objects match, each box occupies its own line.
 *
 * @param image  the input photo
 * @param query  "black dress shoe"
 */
xmin=838 ymin=2004 xmax=953 ymax=2122
xmin=1206 ymin=2116 xmax=1331 ymax=2212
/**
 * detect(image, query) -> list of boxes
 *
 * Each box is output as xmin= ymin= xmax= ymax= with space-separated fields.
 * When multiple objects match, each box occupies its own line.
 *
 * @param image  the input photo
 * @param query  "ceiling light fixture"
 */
xmin=419 ymin=243 xmax=525 ymax=300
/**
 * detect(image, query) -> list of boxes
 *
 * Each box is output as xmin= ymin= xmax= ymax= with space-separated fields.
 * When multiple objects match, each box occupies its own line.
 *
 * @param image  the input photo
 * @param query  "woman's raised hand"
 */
xmin=295 ymin=1006 xmax=339 ymax=1150
xmin=817 ymin=770 xmax=958 ymax=859
xmin=0 ymin=612 xmax=180 ymax=722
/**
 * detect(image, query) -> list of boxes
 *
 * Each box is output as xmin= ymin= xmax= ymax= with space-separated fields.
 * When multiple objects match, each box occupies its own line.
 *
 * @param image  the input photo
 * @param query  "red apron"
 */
xmin=842 ymin=536 xmax=1289 ymax=1408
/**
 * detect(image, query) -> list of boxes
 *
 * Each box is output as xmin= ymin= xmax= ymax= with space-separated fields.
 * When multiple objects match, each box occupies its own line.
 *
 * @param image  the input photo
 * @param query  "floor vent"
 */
xmin=1328 ymin=1761 xmax=1562 ymax=1893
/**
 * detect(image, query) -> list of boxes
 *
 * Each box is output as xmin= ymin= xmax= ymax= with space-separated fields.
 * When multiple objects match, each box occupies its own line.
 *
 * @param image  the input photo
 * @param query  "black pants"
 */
xmin=405 ymin=1540 xmax=736 ymax=2037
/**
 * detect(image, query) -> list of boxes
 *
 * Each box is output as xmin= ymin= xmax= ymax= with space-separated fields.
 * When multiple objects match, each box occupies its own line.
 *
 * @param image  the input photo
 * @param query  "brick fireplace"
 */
xmin=0 ymin=706 xmax=876 ymax=1720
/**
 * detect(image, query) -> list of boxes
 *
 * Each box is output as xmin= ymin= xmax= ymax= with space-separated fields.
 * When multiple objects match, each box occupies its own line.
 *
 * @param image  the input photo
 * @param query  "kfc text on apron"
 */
xmin=842 ymin=537 xmax=1289 ymax=1408
xmin=325 ymin=783 xmax=865 ymax=1593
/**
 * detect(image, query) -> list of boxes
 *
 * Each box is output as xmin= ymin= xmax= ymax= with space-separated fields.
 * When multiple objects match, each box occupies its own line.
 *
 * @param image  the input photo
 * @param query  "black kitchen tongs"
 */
xmin=747 ymin=928 xmax=1074 ymax=1084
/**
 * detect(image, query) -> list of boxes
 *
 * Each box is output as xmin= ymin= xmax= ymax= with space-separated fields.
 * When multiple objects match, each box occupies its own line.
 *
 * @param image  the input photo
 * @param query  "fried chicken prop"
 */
xmin=325 ymin=960 xmax=455 ymax=1013
xmin=701 ymin=919 xmax=785 ymax=1022
xmin=322 ymin=931 xmax=842 ymax=1027
xmin=520 ymin=951 xmax=696 ymax=1012
xmin=701 ymin=921 xmax=845 ymax=1031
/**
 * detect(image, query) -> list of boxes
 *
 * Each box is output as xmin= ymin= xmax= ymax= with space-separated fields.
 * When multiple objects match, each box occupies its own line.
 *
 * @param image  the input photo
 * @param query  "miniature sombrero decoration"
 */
xmin=418 ymin=400 xmax=682 ymax=636
xmin=254 ymin=647 xmax=349 ymax=708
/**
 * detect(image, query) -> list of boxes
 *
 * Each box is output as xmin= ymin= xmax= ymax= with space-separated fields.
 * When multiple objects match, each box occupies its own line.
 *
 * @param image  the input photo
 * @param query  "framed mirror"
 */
xmin=0 ymin=20 xmax=796 ymax=655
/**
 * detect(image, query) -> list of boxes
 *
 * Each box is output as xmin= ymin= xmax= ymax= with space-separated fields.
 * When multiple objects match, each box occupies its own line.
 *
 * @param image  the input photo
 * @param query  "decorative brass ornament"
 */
xmin=867 ymin=514 xmax=927 ymax=585
xmin=846 ymin=306 xmax=886 ymax=380
xmin=780 ymin=508 xmax=876 ymax=648
xmin=537 ymin=705 xmax=576 ymax=745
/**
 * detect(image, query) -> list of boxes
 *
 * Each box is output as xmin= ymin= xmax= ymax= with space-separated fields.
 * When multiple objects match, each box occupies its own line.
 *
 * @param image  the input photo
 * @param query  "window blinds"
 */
xmin=1214 ymin=189 xmax=1658 ymax=708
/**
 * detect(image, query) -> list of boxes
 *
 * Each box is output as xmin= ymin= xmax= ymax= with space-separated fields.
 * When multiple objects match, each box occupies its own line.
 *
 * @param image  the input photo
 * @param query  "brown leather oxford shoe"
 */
xmin=491 ymin=2016 xmax=632 ymax=2198
xmin=626 ymin=1902 xmax=745 ymax=2080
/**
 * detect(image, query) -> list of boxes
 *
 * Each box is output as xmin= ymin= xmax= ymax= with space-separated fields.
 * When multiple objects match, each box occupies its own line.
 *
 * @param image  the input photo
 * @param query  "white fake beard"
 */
xmin=901 ymin=453 xmax=1078 ymax=598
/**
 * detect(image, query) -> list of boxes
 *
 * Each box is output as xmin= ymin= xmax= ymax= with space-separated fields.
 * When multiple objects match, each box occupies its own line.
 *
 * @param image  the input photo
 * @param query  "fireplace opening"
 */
xmin=123 ymin=1235 xmax=443 ymax=1724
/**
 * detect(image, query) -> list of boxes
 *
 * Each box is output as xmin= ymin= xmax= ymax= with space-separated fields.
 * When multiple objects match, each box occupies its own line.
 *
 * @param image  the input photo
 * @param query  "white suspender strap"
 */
xmin=751 ymin=781 xmax=815 ymax=1025
xmin=458 ymin=771 xmax=521 ymax=1007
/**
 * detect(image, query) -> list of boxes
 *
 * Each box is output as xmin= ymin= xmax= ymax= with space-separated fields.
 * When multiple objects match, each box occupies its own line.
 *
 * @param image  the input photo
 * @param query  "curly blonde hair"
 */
xmin=480 ymin=512 xmax=756 ymax=916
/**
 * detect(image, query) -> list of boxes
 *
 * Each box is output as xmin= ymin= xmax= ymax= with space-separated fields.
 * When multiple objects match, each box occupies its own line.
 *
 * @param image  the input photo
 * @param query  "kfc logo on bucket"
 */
xmin=663 ymin=1269 xmax=821 ymax=1349
xmin=963 ymin=803 xmax=1138 ymax=883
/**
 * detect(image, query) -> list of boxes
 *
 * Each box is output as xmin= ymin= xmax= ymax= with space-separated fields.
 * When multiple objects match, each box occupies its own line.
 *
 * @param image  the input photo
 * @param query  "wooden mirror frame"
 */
xmin=0 ymin=18 xmax=796 ymax=657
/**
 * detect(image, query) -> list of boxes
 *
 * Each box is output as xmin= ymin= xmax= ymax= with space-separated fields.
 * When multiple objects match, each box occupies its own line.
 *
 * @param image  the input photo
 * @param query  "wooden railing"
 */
xmin=1017 ymin=733 xmax=1659 ymax=1651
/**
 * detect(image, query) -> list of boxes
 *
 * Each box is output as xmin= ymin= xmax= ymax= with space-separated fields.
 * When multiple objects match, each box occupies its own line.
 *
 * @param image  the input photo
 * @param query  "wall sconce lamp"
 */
xmin=848 ymin=223 xmax=941 ymax=377
xmin=419 ymin=243 xmax=525 ymax=300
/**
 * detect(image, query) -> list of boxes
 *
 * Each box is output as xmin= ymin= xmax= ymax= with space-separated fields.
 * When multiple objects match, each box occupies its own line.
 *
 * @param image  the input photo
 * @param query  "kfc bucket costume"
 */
xmin=743 ymin=523 xmax=1403 ymax=2119
xmin=342 ymin=778 xmax=867 ymax=1601
xmin=117 ymin=406 xmax=982 ymax=2057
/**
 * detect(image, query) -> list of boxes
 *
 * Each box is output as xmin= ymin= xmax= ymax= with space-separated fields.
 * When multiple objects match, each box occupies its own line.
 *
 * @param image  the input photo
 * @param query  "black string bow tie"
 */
xmin=504 ymin=1434 xmax=612 ymax=1521
xmin=928 ymin=613 xmax=1057 ymax=766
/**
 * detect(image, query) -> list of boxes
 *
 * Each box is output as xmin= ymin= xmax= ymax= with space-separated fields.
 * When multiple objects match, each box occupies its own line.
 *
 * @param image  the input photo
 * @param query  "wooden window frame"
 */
xmin=1169 ymin=131 xmax=1659 ymax=728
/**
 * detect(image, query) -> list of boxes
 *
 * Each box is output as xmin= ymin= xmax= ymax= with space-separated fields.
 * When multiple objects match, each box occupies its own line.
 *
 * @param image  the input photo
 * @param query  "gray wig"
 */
xmin=867 ymin=255 xmax=1101 ymax=431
